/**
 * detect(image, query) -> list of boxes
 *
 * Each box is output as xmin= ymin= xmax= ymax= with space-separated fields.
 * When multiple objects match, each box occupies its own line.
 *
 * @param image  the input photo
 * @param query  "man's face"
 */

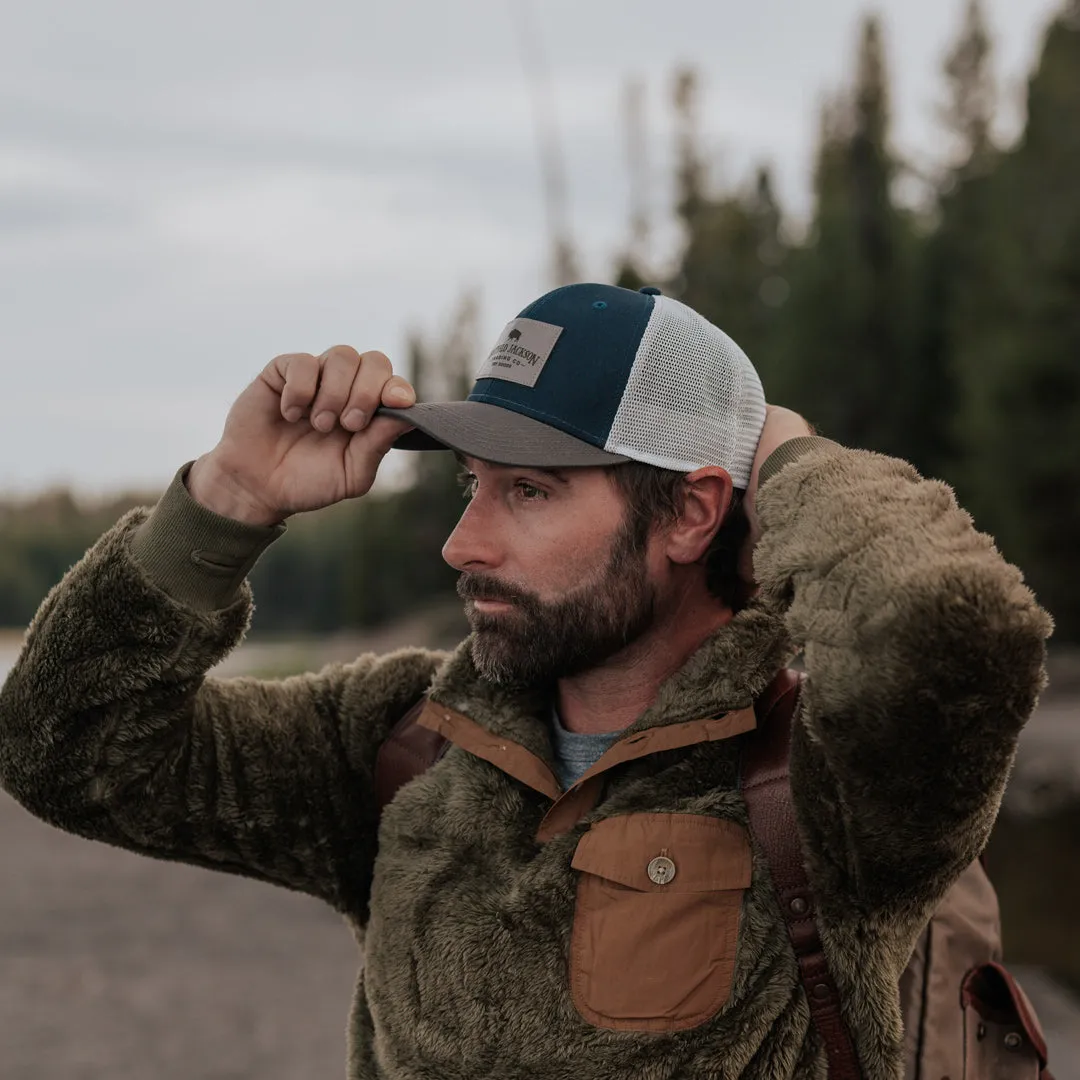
xmin=442 ymin=456 xmax=659 ymax=686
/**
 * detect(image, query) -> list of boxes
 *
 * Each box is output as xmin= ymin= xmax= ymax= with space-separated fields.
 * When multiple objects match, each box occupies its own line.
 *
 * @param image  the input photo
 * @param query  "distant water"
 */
xmin=0 ymin=636 xmax=370 ymax=687
xmin=0 ymin=636 xmax=350 ymax=687
xmin=0 ymin=640 xmax=21 ymax=685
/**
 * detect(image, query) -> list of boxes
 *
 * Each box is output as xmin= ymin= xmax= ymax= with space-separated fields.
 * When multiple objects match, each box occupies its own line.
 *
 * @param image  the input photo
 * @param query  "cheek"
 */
xmin=513 ymin=522 xmax=625 ymax=597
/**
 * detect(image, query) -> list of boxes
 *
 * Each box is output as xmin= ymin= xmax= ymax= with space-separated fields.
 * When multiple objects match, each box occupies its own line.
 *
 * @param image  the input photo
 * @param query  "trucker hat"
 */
xmin=377 ymin=282 xmax=767 ymax=489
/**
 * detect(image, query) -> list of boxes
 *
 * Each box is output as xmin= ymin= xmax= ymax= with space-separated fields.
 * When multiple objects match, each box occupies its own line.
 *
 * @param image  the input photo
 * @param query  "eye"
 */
xmin=515 ymin=480 xmax=547 ymax=501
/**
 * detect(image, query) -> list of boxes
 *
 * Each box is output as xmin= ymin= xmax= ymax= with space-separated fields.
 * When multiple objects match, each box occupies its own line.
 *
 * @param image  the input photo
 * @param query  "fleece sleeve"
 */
xmin=752 ymin=438 xmax=1053 ymax=922
xmin=0 ymin=474 xmax=443 ymax=916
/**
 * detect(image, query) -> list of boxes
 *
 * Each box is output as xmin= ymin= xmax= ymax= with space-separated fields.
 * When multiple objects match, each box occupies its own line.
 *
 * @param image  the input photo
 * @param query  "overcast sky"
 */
xmin=0 ymin=0 xmax=1063 ymax=495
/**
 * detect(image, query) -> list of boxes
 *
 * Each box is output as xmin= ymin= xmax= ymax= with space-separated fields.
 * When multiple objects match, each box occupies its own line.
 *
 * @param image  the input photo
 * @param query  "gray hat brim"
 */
xmin=375 ymin=401 xmax=631 ymax=467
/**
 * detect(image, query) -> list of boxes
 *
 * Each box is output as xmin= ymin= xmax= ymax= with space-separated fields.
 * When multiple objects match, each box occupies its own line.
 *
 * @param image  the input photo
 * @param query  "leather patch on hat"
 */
xmin=476 ymin=318 xmax=563 ymax=388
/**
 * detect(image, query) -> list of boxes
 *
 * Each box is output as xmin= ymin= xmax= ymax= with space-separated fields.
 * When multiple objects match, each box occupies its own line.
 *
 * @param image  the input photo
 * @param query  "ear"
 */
xmin=663 ymin=467 xmax=734 ymax=566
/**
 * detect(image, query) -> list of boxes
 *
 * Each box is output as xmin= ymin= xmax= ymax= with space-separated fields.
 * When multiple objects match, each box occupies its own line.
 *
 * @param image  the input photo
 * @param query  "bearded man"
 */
xmin=0 ymin=284 xmax=1052 ymax=1079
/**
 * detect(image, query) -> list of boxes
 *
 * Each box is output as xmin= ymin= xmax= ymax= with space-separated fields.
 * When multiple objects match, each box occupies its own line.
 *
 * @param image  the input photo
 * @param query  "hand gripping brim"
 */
xmin=375 ymin=401 xmax=631 ymax=468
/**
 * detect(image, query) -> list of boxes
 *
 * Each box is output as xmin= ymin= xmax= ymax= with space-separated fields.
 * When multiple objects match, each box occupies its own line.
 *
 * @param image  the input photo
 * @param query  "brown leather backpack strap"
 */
xmin=744 ymin=669 xmax=865 ymax=1080
xmin=374 ymin=696 xmax=449 ymax=816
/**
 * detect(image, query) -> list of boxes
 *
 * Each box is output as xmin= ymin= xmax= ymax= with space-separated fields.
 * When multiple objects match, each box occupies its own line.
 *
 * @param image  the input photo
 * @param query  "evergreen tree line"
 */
xmin=620 ymin=0 xmax=1080 ymax=639
xmin=0 ymin=0 xmax=1077 ymax=640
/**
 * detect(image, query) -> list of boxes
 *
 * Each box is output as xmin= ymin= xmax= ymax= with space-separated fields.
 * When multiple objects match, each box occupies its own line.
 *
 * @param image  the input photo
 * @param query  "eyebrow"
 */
xmin=454 ymin=452 xmax=570 ymax=486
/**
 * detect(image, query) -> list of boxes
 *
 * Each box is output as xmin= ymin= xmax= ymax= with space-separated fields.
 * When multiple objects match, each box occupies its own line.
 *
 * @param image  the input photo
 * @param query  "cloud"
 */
xmin=0 ymin=186 xmax=129 ymax=232
xmin=145 ymin=166 xmax=524 ymax=283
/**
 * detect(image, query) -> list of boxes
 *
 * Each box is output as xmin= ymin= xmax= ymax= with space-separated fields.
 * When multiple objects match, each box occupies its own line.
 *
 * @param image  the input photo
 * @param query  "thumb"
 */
xmin=344 ymin=415 xmax=415 ymax=495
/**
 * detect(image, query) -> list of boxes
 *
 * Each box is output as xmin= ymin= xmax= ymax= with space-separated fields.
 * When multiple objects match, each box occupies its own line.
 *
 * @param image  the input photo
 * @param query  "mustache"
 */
xmin=456 ymin=573 xmax=536 ymax=607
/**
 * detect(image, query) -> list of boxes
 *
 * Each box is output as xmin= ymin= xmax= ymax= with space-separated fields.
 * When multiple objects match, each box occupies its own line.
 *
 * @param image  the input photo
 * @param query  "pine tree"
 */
xmin=663 ymin=69 xmax=790 ymax=386
xmin=779 ymin=17 xmax=919 ymax=458
xmin=613 ymin=77 xmax=653 ymax=291
xmin=918 ymin=0 xmax=1000 ymax=481
xmin=941 ymin=0 xmax=996 ymax=177
xmin=672 ymin=165 xmax=790 ymax=378
xmin=673 ymin=68 xmax=707 ymax=228
xmin=953 ymin=6 xmax=1080 ymax=636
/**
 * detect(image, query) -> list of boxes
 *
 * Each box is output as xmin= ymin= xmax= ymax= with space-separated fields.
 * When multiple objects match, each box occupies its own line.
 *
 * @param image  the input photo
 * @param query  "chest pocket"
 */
xmin=569 ymin=812 xmax=752 ymax=1033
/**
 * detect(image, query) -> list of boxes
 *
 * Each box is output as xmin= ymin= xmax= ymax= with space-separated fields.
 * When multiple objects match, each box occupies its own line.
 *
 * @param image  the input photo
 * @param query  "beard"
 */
xmin=456 ymin=514 xmax=657 ymax=687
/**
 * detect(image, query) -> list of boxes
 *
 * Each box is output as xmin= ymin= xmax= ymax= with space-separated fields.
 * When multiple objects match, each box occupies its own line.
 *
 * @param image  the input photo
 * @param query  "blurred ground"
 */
xmin=1 ymin=636 xmax=1078 ymax=1077
xmin=0 ymin=787 xmax=357 ymax=1080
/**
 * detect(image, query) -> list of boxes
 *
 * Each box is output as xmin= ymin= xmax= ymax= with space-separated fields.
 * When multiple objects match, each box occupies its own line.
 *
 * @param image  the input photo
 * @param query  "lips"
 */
xmin=469 ymin=597 xmax=516 ymax=612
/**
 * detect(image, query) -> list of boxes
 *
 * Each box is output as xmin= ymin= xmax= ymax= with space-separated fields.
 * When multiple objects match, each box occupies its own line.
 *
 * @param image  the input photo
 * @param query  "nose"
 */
xmin=442 ymin=497 xmax=503 ymax=572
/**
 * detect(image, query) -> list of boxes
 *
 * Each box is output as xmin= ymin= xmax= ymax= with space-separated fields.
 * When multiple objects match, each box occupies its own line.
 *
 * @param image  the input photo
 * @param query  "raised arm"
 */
xmin=0 ymin=473 xmax=441 ymax=914
xmin=0 ymin=344 xmax=435 ymax=916
xmin=748 ymin=427 xmax=1052 ymax=923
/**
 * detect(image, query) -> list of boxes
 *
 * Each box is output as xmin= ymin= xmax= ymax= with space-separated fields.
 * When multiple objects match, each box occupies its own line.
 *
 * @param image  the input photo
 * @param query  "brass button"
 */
xmin=647 ymin=855 xmax=676 ymax=885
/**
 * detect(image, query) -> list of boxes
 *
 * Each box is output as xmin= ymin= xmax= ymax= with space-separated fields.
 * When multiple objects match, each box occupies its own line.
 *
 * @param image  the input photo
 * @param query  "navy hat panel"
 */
xmin=467 ymin=284 xmax=655 ymax=447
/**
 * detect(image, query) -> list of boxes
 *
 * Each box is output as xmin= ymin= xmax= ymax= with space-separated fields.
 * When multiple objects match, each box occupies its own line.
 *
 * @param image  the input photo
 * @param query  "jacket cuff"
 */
xmin=758 ymin=436 xmax=839 ymax=489
xmin=128 ymin=464 xmax=285 ymax=612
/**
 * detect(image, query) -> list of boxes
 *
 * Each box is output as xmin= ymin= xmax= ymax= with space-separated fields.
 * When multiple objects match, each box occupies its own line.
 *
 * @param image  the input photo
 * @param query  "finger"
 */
xmin=340 ymin=350 xmax=394 ymax=432
xmin=380 ymin=375 xmax=416 ymax=410
xmin=310 ymin=345 xmax=363 ymax=433
xmin=272 ymin=354 xmax=320 ymax=422
xmin=260 ymin=351 xmax=311 ymax=394
xmin=344 ymin=416 xmax=414 ymax=495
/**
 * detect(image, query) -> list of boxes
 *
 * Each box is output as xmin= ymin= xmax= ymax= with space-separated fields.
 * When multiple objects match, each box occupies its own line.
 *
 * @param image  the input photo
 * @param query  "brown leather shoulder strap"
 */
xmin=744 ymin=669 xmax=865 ymax=1080
xmin=374 ymin=696 xmax=448 ymax=815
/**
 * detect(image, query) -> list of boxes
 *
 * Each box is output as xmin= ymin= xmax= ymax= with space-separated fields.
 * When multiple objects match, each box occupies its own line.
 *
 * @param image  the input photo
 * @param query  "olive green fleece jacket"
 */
xmin=0 ymin=439 xmax=1052 ymax=1080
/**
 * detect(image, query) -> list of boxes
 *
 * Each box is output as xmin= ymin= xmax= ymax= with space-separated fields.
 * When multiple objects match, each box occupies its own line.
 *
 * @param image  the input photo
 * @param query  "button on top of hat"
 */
xmin=639 ymin=286 xmax=662 ymax=295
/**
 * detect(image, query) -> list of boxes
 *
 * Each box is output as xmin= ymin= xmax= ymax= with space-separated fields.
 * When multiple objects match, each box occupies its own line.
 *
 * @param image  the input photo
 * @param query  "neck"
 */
xmin=556 ymin=584 xmax=734 ymax=735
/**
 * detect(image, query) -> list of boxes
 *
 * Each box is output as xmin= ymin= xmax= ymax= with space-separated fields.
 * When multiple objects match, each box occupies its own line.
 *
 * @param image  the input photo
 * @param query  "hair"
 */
xmin=605 ymin=461 xmax=752 ymax=611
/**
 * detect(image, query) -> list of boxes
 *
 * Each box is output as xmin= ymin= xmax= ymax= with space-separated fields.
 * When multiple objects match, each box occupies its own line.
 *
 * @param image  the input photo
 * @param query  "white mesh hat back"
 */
xmin=604 ymin=295 xmax=767 ymax=488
